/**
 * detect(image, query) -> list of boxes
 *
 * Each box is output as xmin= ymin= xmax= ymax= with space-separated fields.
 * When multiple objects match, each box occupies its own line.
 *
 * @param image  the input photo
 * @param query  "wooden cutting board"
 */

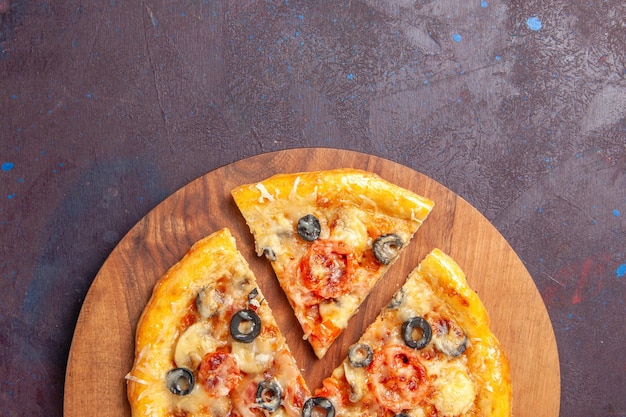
xmin=64 ymin=148 xmax=560 ymax=417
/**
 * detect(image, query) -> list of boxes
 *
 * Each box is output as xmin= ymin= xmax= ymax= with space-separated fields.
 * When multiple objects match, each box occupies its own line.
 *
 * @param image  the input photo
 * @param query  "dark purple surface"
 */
xmin=1 ymin=1 xmax=625 ymax=416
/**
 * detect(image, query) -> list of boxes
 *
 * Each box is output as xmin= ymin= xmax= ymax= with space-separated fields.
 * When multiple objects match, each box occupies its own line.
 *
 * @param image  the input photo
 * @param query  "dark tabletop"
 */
xmin=1 ymin=1 xmax=625 ymax=416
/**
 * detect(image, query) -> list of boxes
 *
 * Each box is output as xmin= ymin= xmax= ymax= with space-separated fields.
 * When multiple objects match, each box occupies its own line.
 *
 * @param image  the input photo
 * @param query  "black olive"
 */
xmin=166 ymin=367 xmax=194 ymax=396
xmin=372 ymin=234 xmax=403 ymax=265
xmin=402 ymin=317 xmax=432 ymax=350
xmin=263 ymin=247 xmax=277 ymax=261
xmin=248 ymin=288 xmax=259 ymax=301
xmin=433 ymin=320 xmax=468 ymax=357
xmin=387 ymin=288 xmax=405 ymax=309
xmin=230 ymin=309 xmax=262 ymax=343
xmin=256 ymin=379 xmax=283 ymax=411
xmin=302 ymin=397 xmax=335 ymax=417
xmin=348 ymin=343 xmax=373 ymax=368
xmin=297 ymin=214 xmax=321 ymax=241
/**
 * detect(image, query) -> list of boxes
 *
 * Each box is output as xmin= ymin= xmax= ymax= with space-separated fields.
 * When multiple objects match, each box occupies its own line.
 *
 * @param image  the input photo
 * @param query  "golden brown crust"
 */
xmin=126 ymin=228 xmax=310 ymax=417
xmin=231 ymin=169 xmax=434 ymax=358
xmin=315 ymin=249 xmax=512 ymax=417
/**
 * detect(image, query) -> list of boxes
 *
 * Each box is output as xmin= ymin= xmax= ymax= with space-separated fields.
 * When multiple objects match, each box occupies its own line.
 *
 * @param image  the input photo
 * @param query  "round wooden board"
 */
xmin=64 ymin=148 xmax=560 ymax=417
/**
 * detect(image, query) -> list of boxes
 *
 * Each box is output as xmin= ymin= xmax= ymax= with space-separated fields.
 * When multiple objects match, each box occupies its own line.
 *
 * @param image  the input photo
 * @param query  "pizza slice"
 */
xmin=126 ymin=228 xmax=310 ymax=417
xmin=309 ymin=249 xmax=512 ymax=417
xmin=231 ymin=169 xmax=434 ymax=358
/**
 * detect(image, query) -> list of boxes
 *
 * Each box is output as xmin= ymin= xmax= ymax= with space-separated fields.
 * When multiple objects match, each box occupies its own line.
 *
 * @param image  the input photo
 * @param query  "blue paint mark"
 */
xmin=347 ymin=73 xmax=354 ymax=80
xmin=1 ymin=162 xmax=14 ymax=171
xmin=11 ymin=94 xmax=17 ymax=99
xmin=7 ymin=193 xmax=16 ymax=199
xmin=616 ymin=264 xmax=626 ymax=278
xmin=495 ymin=55 xmax=502 ymax=61
xmin=481 ymin=0 xmax=488 ymax=7
xmin=452 ymin=33 xmax=462 ymax=42
xmin=614 ymin=209 xmax=621 ymax=217
xmin=526 ymin=16 xmax=542 ymax=31
xmin=86 ymin=93 xmax=92 ymax=99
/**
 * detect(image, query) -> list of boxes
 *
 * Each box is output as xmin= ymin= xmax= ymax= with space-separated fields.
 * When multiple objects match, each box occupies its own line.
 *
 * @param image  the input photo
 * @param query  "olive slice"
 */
xmin=372 ymin=234 xmax=403 ymax=265
xmin=256 ymin=379 xmax=283 ymax=411
xmin=433 ymin=320 xmax=468 ymax=357
xmin=402 ymin=317 xmax=432 ymax=350
xmin=348 ymin=343 xmax=373 ymax=368
xmin=230 ymin=309 xmax=262 ymax=343
xmin=263 ymin=247 xmax=277 ymax=261
xmin=302 ymin=397 xmax=335 ymax=417
xmin=297 ymin=214 xmax=321 ymax=241
xmin=387 ymin=288 xmax=405 ymax=309
xmin=166 ymin=367 xmax=195 ymax=396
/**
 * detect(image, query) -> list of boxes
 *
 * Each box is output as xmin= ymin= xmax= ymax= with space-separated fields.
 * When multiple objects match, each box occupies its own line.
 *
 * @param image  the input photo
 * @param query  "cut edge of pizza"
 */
xmin=126 ymin=228 xmax=311 ymax=417
xmin=310 ymin=248 xmax=512 ymax=417
xmin=231 ymin=168 xmax=434 ymax=359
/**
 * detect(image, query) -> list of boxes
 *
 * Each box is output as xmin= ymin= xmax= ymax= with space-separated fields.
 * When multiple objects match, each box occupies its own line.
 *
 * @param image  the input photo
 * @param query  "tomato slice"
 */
xmin=197 ymin=352 xmax=242 ymax=397
xmin=299 ymin=240 xmax=355 ymax=299
xmin=368 ymin=344 xmax=430 ymax=413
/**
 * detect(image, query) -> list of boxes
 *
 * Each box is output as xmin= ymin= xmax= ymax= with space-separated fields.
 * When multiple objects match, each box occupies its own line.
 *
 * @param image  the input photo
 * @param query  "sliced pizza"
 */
xmin=126 ymin=228 xmax=310 ymax=417
xmin=309 ymin=248 xmax=512 ymax=417
xmin=231 ymin=169 xmax=434 ymax=358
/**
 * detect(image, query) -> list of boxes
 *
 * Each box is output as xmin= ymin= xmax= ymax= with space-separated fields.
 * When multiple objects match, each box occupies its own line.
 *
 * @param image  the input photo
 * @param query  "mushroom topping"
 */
xmin=432 ymin=318 xmax=468 ymax=357
xmin=302 ymin=397 xmax=335 ymax=417
xmin=196 ymin=286 xmax=223 ymax=319
xmin=256 ymin=379 xmax=283 ymax=412
xmin=402 ymin=316 xmax=432 ymax=350
xmin=297 ymin=214 xmax=321 ymax=241
xmin=348 ymin=343 xmax=373 ymax=368
xmin=230 ymin=309 xmax=262 ymax=343
xmin=166 ymin=367 xmax=195 ymax=396
xmin=372 ymin=234 xmax=403 ymax=265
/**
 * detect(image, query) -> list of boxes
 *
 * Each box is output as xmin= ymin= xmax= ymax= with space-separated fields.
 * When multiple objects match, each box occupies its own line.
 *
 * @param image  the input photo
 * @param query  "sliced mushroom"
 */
xmin=372 ymin=234 xmax=403 ymax=265
xmin=432 ymin=319 xmax=468 ymax=357
xmin=196 ymin=286 xmax=223 ymax=319
xmin=174 ymin=321 xmax=223 ymax=369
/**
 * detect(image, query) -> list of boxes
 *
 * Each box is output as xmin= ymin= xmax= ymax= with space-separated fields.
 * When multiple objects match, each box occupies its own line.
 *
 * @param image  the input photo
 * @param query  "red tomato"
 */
xmin=368 ymin=345 xmax=430 ymax=413
xmin=299 ymin=240 xmax=355 ymax=299
xmin=197 ymin=352 xmax=242 ymax=397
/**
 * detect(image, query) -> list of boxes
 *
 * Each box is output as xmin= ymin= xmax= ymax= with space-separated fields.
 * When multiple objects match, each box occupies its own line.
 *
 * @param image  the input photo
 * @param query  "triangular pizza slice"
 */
xmin=309 ymin=249 xmax=512 ymax=417
xmin=231 ymin=169 xmax=434 ymax=358
xmin=126 ymin=228 xmax=311 ymax=417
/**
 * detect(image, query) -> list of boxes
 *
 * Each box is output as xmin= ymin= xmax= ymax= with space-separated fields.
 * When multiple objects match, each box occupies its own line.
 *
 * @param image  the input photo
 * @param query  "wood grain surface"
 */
xmin=64 ymin=148 xmax=560 ymax=417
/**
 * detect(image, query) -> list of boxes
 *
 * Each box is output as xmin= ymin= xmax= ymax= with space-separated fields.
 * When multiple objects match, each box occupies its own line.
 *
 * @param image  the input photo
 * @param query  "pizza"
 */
xmin=126 ymin=228 xmax=310 ymax=417
xmin=308 ymin=248 xmax=512 ymax=417
xmin=231 ymin=169 xmax=434 ymax=358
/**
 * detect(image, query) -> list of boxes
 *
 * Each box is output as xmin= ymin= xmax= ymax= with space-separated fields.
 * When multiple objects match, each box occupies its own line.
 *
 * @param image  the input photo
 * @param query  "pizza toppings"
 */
xmin=197 ymin=351 xmax=242 ymax=397
xmin=256 ymin=379 xmax=283 ymax=411
xmin=298 ymin=214 xmax=322 ymax=241
xmin=432 ymin=318 xmax=468 ymax=357
xmin=196 ymin=286 xmax=223 ymax=319
xmin=230 ymin=309 xmax=262 ymax=343
xmin=302 ymin=396 xmax=336 ymax=417
xmin=402 ymin=317 xmax=432 ymax=350
xmin=166 ymin=367 xmax=195 ymax=396
xmin=300 ymin=240 xmax=355 ymax=299
xmin=372 ymin=234 xmax=404 ymax=265
xmin=347 ymin=343 xmax=373 ymax=368
xmin=369 ymin=345 xmax=430 ymax=413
